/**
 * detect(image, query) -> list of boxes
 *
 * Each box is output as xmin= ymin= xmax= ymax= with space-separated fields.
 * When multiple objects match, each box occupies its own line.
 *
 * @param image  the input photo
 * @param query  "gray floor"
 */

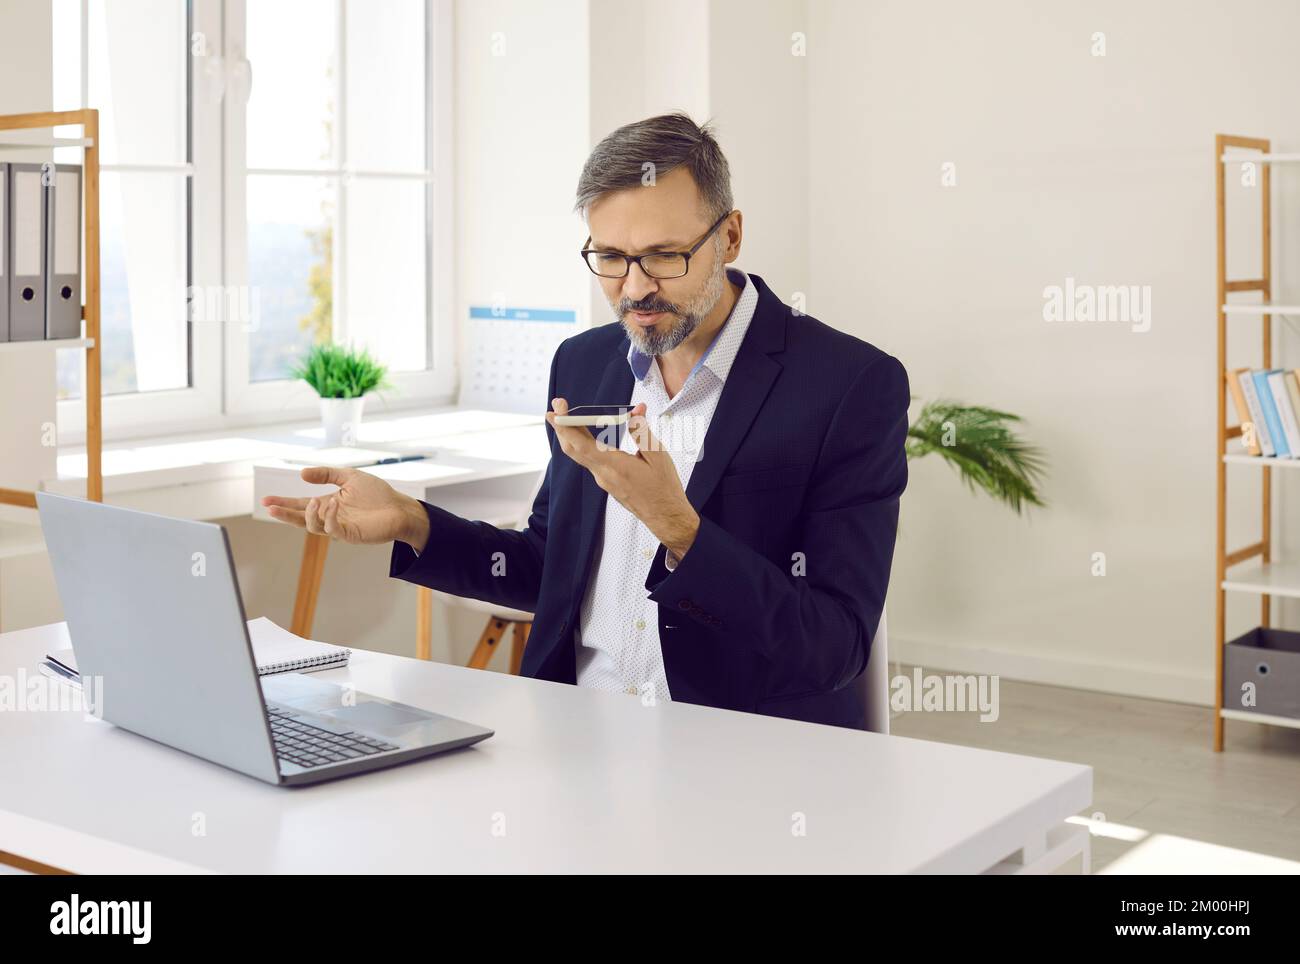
xmin=889 ymin=667 xmax=1300 ymax=873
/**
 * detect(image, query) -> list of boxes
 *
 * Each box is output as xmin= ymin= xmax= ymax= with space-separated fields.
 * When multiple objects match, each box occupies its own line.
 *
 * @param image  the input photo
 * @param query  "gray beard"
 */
xmin=617 ymin=254 xmax=727 ymax=357
xmin=630 ymin=311 xmax=698 ymax=356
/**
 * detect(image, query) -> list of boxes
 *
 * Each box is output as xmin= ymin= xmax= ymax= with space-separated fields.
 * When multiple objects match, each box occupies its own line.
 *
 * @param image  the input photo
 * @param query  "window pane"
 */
xmin=248 ymin=175 xmax=335 ymax=382
xmin=58 ymin=172 xmax=189 ymax=398
xmin=346 ymin=0 xmax=426 ymax=170
xmin=247 ymin=1 xmax=337 ymax=170
xmin=344 ymin=178 xmax=427 ymax=372
xmin=87 ymin=0 xmax=187 ymax=165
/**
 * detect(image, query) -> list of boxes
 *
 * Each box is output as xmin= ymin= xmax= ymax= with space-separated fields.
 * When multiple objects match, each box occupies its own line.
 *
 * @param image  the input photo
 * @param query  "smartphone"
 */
xmin=552 ymin=404 xmax=635 ymax=427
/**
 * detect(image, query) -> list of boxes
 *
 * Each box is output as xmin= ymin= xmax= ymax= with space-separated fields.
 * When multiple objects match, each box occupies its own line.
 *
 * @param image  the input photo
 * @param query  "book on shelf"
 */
xmin=1268 ymin=371 xmax=1300 ymax=457
xmin=1228 ymin=367 xmax=1300 ymax=457
xmin=1252 ymin=370 xmax=1289 ymax=457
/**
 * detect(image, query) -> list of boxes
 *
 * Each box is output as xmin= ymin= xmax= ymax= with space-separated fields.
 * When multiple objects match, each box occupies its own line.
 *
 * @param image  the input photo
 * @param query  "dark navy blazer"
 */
xmin=390 ymin=272 xmax=910 ymax=730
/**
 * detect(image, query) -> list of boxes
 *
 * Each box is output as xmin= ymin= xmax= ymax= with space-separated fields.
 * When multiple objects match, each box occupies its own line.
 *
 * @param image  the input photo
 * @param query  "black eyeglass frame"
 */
xmin=579 ymin=209 xmax=733 ymax=279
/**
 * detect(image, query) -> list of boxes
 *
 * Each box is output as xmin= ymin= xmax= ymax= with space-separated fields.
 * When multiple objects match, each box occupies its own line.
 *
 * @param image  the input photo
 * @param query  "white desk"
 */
xmin=0 ymin=621 xmax=1092 ymax=874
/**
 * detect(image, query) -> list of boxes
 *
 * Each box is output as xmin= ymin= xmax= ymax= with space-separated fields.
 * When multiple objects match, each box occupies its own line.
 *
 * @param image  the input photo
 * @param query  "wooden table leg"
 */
xmin=509 ymin=622 xmax=531 ymax=676
xmin=290 ymin=533 xmax=330 ymax=637
xmin=467 ymin=617 xmax=509 ymax=670
xmin=416 ymin=587 xmax=433 ymax=660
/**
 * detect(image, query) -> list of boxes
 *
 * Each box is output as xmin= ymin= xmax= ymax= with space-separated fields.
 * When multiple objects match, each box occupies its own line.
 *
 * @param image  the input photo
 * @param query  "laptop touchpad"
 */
xmin=322 ymin=702 xmax=431 ymax=730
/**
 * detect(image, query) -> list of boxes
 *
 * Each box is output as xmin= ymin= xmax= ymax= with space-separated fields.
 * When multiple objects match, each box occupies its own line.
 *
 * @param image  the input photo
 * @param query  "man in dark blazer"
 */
xmin=264 ymin=113 xmax=909 ymax=731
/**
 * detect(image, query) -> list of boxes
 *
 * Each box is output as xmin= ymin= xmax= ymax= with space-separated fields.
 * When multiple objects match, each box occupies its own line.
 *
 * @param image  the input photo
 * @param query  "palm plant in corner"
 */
xmin=906 ymin=398 xmax=1047 ymax=514
xmin=291 ymin=343 xmax=392 ymax=446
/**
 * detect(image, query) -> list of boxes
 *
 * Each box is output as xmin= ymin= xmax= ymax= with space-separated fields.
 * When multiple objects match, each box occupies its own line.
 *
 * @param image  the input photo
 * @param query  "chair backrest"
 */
xmin=864 ymin=606 xmax=889 ymax=735
xmin=513 ymin=467 xmax=549 ymax=530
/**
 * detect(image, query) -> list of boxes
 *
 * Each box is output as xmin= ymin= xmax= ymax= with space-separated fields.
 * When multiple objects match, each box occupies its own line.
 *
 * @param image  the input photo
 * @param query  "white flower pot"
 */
xmin=320 ymin=395 xmax=367 ymax=446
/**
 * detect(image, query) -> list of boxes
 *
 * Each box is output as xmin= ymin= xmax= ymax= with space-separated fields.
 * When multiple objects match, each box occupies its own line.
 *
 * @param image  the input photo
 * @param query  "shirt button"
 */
xmin=642 ymin=547 xmax=653 ymax=560
xmin=635 ymin=618 xmax=646 ymax=630
xmin=625 ymin=685 xmax=638 ymax=695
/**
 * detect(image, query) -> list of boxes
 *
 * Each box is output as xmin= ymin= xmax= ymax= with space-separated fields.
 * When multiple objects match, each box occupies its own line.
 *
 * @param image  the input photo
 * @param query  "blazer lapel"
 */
xmin=683 ymin=275 xmax=786 ymax=509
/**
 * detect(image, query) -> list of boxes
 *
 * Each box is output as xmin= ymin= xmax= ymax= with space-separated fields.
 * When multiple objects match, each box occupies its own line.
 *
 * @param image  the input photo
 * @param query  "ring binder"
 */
xmin=6 ymin=163 xmax=46 ymax=341
xmin=44 ymin=163 xmax=82 ymax=340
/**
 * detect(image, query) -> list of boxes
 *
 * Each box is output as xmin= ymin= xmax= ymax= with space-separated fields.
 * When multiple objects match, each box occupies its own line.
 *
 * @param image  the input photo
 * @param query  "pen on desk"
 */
xmin=38 ymin=659 xmax=80 ymax=685
xmin=374 ymin=454 xmax=433 ymax=464
xmin=39 ymin=659 xmax=71 ymax=677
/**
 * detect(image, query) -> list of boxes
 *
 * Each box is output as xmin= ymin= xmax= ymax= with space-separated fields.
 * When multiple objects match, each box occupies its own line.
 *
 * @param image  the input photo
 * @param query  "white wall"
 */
xmin=586 ymin=0 xmax=710 ymax=325
xmin=708 ymin=0 xmax=808 ymax=304
xmin=805 ymin=0 xmax=1300 ymax=702
xmin=0 ymin=1 xmax=51 ymax=117
xmin=455 ymin=0 xmax=590 ymax=338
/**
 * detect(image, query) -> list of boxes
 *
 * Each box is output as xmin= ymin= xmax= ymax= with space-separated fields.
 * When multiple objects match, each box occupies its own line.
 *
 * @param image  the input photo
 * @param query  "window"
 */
xmin=52 ymin=0 xmax=194 ymax=400
xmin=51 ymin=0 xmax=452 ymax=440
xmin=224 ymin=0 xmax=452 ymax=418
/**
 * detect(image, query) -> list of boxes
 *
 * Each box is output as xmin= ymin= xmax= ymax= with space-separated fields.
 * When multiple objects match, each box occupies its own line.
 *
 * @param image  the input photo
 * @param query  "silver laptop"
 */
xmin=36 ymin=492 xmax=493 ymax=786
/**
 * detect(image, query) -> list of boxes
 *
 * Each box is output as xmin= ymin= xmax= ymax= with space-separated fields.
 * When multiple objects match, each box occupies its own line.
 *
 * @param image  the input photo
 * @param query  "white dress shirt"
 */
xmin=574 ymin=267 xmax=759 ymax=701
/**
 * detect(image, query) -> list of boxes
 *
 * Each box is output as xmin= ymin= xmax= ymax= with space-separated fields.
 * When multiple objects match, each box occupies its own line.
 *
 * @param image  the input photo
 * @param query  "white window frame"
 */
xmin=57 ymin=0 xmax=454 ymax=442
xmin=222 ymin=0 xmax=455 ymax=421
xmin=56 ymin=0 xmax=223 ymax=443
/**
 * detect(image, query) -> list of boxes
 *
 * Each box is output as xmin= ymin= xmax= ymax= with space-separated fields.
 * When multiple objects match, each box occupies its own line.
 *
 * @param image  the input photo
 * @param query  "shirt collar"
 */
xmin=627 ymin=268 xmax=757 ymax=384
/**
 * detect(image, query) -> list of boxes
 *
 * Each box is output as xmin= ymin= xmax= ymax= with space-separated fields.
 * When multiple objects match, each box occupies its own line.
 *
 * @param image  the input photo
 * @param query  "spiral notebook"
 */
xmin=44 ymin=616 xmax=350 ymax=681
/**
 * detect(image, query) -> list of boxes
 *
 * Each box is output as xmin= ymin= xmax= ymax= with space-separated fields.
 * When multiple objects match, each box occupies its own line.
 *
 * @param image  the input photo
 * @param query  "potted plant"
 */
xmin=290 ymin=343 xmax=391 ymax=446
xmin=906 ymin=398 xmax=1046 ymax=514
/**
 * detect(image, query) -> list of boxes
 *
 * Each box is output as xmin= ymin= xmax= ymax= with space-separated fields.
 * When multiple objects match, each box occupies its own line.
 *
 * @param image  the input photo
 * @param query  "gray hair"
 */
xmin=574 ymin=112 xmax=733 ymax=223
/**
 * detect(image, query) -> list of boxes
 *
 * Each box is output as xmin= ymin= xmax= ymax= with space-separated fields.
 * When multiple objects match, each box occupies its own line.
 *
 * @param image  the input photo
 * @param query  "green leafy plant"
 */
xmin=906 ymin=398 xmax=1047 ymax=515
xmin=290 ymin=343 xmax=391 ymax=400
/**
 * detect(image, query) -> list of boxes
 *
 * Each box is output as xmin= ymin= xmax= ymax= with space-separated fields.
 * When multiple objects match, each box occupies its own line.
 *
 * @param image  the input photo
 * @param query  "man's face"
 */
xmin=586 ymin=167 xmax=730 ymax=356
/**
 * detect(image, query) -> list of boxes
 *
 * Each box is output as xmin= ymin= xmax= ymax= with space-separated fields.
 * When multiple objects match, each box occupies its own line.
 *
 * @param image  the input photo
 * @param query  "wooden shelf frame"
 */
xmin=0 ymin=109 xmax=102 ymax=506
xmin=1212 ymin=132 xmax=1299 ymax=751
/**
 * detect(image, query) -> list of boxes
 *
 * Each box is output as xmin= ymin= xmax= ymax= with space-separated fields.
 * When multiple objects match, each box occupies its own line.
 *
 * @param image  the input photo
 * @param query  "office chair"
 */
xmin=865 ymin=606 xmax=890 ymax=735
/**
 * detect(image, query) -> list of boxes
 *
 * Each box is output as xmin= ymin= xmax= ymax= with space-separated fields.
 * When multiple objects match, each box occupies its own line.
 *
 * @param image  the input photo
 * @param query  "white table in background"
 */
xmin=248 ymin=417 xmax=547 ymax=647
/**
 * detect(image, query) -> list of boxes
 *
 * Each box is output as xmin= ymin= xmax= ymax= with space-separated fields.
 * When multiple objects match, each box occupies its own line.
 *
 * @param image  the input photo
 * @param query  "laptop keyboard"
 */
xmin=267 ymin=705 xmax=400 ymax=769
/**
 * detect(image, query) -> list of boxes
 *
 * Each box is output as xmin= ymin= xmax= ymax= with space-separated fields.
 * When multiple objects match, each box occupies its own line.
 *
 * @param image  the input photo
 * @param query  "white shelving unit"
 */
xmin=1219 ymin=708 xmax=1300 ymax=730
xmin=0 ymin=110 xmax=103 ymax=633
xmin=0 ymin=337 xmax=94 ymax=355
xmin=1223 ymin=454 xmax=1300 ymax=467
xmin=1221 ymin=560 xmax=1300 ymax=599
xmin=0 ymin=110 xmax=102 ymax=510
xmin=1221 ymin=303 xmax=1300 ymax=316
xmin=1214 ymin=133 xmax=1300 ymax=751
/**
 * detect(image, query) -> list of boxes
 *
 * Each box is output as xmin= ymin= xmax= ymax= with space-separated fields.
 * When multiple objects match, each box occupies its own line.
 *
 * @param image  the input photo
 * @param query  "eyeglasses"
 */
xmin=580 ymin=210 xmax=732 ymax=280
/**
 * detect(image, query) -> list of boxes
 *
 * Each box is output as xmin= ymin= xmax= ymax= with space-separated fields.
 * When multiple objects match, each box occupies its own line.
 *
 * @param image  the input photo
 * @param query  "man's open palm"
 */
xmin=261 ymin=466 xmax=424 ymax=548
